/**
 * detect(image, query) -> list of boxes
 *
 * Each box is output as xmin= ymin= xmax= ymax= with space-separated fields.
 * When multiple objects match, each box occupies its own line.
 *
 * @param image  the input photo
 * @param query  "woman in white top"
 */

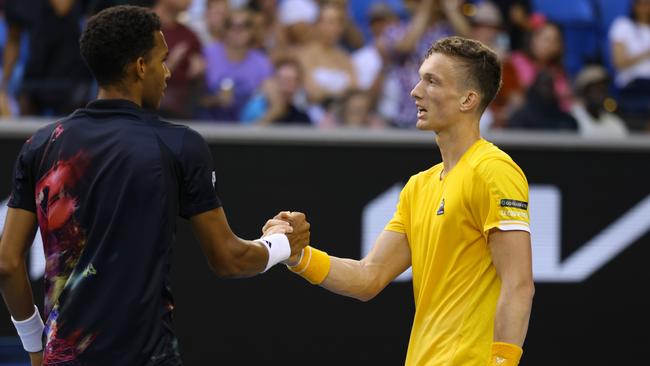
xmin=297 ymin=1 xmax=357 ymax=104
xmin=609 ymin=0 xmax=650 ymax=88
xmin=609 ymin=0 xmax=650 ymax=127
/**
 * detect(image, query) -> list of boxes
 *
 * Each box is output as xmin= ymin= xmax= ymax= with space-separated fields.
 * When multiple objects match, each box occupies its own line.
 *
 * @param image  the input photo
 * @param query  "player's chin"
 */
xmin=415 ymin=118 xmax=435 ymax=131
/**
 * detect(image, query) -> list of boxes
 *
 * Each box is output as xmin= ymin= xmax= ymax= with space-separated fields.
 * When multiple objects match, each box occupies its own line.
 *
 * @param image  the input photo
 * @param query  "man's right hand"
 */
xmin=263 ymin=211 xmax=310 ymax=257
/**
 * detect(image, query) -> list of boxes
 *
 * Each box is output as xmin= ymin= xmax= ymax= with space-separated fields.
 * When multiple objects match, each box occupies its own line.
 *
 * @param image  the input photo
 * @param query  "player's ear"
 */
xmin=459 ymin=90 xmax=480 ymax=112
xmin=135 ymin=56 xmax=146 ymax=81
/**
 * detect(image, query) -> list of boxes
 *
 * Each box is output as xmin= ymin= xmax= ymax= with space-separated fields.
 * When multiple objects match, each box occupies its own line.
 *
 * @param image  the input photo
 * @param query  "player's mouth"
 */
xmin=417 ymin=106 xmax=428 ymax=119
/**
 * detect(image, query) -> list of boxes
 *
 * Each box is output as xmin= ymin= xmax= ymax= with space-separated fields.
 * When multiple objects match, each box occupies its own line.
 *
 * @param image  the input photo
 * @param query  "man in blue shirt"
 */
xmin=0 ymin=6 xmax=309 ymax=365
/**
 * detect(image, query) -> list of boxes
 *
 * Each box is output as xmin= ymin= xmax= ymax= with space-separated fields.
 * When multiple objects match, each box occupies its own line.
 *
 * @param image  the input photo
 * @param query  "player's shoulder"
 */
xmin=150 ymin=119 xmax=207 ymax=157
xmin=467 ymin=140 xmax=526 ymax=181
xmin=23 ymin=119 xmax=67 ymax=152
xmin=407 ymin=163 xmax=444 ymax=187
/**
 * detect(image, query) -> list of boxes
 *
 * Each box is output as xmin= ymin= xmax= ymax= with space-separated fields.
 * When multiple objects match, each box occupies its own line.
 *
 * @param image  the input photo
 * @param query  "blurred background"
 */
xmin=0 ymin=0 xmax=649 ymax=132
xmin=0 ymin=0 xmax=649 ymax=365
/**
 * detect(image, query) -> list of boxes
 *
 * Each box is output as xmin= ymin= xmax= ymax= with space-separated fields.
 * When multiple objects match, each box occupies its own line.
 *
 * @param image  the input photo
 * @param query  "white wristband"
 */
xmin=256 ymin=233 xmax=291 ymax=272
xmin=11 ymin=305 xmax=44 ymax=352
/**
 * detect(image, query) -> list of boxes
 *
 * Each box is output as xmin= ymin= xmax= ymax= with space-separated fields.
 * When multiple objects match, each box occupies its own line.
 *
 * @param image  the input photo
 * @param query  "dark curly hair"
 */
xmin=426 ymin=36 xmax=502 ymax=114
xmin=80 ymin=5 xmax=161 ymax=87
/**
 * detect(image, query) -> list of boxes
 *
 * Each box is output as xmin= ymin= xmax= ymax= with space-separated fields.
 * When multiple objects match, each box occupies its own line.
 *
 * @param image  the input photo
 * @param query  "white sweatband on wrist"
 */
xmin=11 ymin=305 xmax=44 ymax=352
xmin=255 ymin=233 xmax=291 ymax=272
xmin=283 ymin=247 xmax=304 ymax=266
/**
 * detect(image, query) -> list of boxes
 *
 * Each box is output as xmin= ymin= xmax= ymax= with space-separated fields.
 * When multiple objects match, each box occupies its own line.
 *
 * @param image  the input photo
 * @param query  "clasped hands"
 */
xmin=262 ymin=211 xmax=310 ymax=266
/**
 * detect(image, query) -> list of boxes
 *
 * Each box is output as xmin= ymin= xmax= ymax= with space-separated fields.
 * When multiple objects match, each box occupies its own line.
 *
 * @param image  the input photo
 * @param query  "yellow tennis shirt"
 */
xmin=385 ymin=139 xmax=530 ymax=366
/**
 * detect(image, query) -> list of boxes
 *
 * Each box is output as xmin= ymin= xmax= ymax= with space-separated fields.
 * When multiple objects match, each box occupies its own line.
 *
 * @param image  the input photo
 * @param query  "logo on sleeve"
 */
xmin=436 ymin=198 xmax=445 ymax=215
xmin=212 ymin=171 xmax=216 ymax=188
xmin=500 ymin=199 xmax=528 ymax=210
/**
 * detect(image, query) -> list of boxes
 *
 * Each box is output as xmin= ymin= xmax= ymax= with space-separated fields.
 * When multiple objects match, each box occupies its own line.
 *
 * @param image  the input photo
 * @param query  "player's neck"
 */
xmin=436 ymin=122 xmax=481 ymax=179
xmin=97 ymin=87 xmax=142 ymax=108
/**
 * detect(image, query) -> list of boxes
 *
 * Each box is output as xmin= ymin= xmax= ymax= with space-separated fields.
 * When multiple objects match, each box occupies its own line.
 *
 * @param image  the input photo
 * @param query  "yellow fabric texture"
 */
xmin=488 ymin=342 xmax=523 ymax=365
xmin=288 ymin=246 xmax=331 ymax=285
xmin=385 ymin=139 xmax=529 ymax=366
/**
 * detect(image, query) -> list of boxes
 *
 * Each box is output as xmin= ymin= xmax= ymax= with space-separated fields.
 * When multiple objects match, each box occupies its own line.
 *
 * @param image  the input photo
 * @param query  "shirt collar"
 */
xmin=86 ymin=99 xmax=142 ymax=111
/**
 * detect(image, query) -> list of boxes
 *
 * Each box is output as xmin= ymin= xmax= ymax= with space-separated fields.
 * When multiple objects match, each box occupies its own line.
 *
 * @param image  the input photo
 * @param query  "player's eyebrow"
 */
xmin=422 ymin=72 xmax=441 ymax=83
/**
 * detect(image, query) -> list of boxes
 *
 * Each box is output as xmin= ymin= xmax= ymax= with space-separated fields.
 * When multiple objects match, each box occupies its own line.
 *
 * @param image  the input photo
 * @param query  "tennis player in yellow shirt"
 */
xmin=267 ymin=36 xmax=534 ymax=366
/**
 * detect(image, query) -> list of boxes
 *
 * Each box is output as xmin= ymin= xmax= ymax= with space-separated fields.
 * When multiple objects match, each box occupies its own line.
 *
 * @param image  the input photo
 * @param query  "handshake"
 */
xmin=261 ymin=211 xmax=311 ymax=266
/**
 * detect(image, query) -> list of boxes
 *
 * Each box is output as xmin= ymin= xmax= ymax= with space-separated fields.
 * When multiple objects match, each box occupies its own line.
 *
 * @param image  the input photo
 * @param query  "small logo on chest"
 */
xmin=436 ymin=198 xmax=445 ymax=215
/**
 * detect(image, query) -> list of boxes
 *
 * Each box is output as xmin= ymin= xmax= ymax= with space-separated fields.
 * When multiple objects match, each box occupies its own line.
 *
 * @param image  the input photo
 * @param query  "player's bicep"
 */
xmin=362 ymin=230 xmax=411 ymax=289
xmin=488 ymin=229 xmax=532 ymax=287
xmin=0 ymin=208 xmax=38 ymax=266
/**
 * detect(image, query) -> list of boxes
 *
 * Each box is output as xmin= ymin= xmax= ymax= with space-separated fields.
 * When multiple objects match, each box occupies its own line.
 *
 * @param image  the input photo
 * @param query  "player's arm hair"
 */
xmin=190 ymin=208 xmax=269 ymax=278
xmin=319 ymin=230 xmax=411 ymax=302
xmin=0 ymin=208 xmax=38 ymax=321
xmin=488 ymin=229 xmax=534 ymax=346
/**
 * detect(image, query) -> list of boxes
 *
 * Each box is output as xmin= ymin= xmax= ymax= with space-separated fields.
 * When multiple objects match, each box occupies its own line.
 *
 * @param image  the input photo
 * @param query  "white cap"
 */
xmin=471 ymin=1 xmax=503 ymax=27
xmin=279 ymin=0 xmax=319 ymax=26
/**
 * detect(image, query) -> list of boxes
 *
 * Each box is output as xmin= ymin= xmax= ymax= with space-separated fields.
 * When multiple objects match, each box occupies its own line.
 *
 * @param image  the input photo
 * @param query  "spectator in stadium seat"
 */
xmin=241 ymin=57 xmax=312 ymax=125
xmin=468 ymin=0 xmax=524 ymax=131
xmin=0 ymin=0 xmax=94 ymax=117
xmin=248 ymin=0 xmax=280 ymax=50
xmin=316 ymin=89 xmax=385 ymax=128
xmin=297 ymin=1 xmax=357 ymax=105
xmin=508 ymin=19 xmax=573 ymax=113
xmin=338 ymin=89 xmax=385 ymax=128
xmin=378 ymin=0 xmax=472 ymax=127
xmin=316 ymin=0 xmax=365 ymax=51
xmin=189 ymin=0 xmax=230 ymax=46
xmin=570 ymin=65 xmax=628 ymax=138
xmin=154 ymin=0 xmax=206 ymax=119
xmin=201 ymin=8 xmax=273 ymax=122
xmin=352 ymin=2 xmax=398 ymax=105
xmin=609 ymin=0 xmax=650 ymax=130
xmin=508 ymin=70 xmax=578 ymax=131
xmin=492 ymin=0 xmax=531 ymax=52
xmin=271 ymin=0 xmax=318 ymax=61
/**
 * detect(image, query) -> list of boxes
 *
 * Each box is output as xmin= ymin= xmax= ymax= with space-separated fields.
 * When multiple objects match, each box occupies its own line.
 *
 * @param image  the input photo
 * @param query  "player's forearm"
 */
xmin=493 ymin=281 xmax=534 ymax=346
xmin=211 ymin=238 xmax=268 ymax=278
xmin=0 ymin=261 xmax=36 ymax=321
xmin=320 ymin=257 xmax=381 ymax=302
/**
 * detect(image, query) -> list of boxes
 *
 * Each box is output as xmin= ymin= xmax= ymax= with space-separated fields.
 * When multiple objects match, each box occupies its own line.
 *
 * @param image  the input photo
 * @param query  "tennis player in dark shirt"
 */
xmin=0 ymin=6 xmax=309 ymax=366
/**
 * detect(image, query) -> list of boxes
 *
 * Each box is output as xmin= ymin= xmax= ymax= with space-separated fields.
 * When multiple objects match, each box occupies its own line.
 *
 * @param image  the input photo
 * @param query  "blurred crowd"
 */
xmin=0 ymin=0 xmax=649 ymax=136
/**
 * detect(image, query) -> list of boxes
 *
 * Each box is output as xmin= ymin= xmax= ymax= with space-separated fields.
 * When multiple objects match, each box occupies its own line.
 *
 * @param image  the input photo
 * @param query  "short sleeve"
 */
xmin=178 ymin=129 xmax=222 ymax=219
xmin=609 ymin=17 xmax=633 ymax=43
xmin=385 ymin=176 xmax=415 ymax=234
xmin=472 ymin=158 xmax=530 ymax=234
xmin=8 ymin=137 xmax=37 ymax=212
